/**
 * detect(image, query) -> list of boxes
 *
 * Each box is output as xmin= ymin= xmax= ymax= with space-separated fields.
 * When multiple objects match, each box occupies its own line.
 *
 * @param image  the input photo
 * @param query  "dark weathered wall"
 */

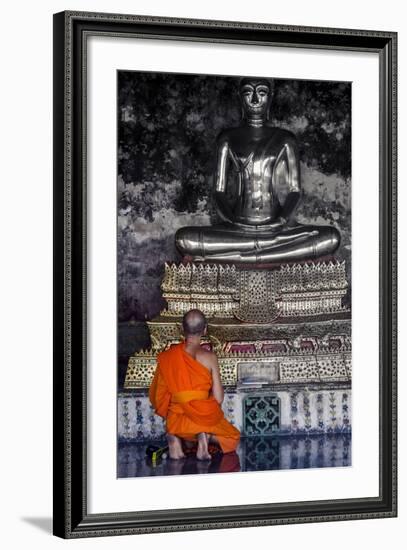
xmin=118 ymin=72 xmax=351 ymax=322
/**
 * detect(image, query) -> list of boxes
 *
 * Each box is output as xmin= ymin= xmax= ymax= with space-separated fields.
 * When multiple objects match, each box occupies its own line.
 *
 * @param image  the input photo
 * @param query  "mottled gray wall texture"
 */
xmin=118 ymin=72 xmax=351 ymax=322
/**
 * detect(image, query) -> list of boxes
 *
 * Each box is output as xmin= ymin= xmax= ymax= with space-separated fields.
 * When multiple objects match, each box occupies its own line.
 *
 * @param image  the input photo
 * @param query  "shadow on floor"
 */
xmin=21 ymin=517 xmax=53 ymax=534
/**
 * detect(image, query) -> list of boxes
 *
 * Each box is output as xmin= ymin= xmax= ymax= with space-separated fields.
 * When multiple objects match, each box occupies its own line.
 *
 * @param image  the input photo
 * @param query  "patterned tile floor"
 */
xmin=117 ymin=433 xmax=351 ymax=478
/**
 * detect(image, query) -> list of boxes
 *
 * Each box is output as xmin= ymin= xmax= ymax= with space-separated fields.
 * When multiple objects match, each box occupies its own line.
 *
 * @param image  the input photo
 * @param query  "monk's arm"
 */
xmin=210 ymin=356 xmax=224 ymax=405
xmin=149 ymin=366 xmax=171 ymax=418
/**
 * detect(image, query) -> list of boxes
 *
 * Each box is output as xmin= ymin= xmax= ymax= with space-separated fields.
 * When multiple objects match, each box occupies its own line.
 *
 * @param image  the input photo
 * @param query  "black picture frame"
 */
xmin=53 ymin=10 xmax=397 ymax=538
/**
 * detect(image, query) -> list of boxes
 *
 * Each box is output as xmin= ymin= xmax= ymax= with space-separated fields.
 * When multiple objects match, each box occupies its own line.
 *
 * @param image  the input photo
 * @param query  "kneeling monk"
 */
xmin=149 ymin=309 xmax=240 ymax=460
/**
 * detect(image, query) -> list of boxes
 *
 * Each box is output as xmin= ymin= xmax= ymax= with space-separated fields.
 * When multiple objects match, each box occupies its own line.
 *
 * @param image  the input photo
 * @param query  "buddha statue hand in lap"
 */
xmin=175 ymin=77 xmax=340 ymax=264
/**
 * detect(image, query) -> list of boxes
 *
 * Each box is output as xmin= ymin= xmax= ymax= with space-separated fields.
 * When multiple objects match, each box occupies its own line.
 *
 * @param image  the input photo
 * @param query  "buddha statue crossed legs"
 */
xmin=175 ymin=78 xmax=340 ymax=264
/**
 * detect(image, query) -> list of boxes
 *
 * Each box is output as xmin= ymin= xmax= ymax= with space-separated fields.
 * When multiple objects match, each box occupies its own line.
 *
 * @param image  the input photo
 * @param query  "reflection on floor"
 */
xmin=117 ymin=434 xmax=351 ymax=478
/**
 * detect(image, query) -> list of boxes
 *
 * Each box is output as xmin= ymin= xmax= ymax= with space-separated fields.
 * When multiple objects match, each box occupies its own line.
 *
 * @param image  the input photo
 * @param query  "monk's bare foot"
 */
xmin=197 ymin=433 xmax=211 ymax=461
xmin=166 ymin=434 xmax=185 ymax=460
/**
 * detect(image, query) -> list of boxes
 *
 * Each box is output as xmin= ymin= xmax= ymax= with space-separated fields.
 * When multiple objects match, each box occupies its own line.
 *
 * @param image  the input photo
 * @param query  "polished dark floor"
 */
xmin=117 ymin=434 xmax=351 ymax=478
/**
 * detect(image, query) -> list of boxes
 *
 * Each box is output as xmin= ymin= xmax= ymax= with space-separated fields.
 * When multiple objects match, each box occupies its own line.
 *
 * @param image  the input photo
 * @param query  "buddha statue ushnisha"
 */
xmin=175 ymin=78 xmax=340 ymax=264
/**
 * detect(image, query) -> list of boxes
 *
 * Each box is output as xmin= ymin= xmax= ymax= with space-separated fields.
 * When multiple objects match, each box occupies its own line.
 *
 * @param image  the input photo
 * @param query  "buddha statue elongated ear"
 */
xmin=267 ymin=80 xmax=275 ymax=120
xmin=238 ymin=81 xmax=245 ymax=120
xmin=263 ymin=79 xmax=275 ymax=120
xmin=240 ymin=100 xmax=245 ymax=121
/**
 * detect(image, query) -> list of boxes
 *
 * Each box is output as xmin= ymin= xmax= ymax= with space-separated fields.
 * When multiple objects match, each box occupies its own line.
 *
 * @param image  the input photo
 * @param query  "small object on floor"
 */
xmin=145 ymin=445 xmax=169 ymax=465
xmin=183 ymin=443 xmax=222 ymax=457
xmin=208 ymin=443 xmax=222 ymax=456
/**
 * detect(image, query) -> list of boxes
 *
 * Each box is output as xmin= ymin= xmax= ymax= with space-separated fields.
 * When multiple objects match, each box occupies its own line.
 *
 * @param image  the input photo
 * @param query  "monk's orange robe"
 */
xmin=149 ymin=342 xmax=240 ymax=453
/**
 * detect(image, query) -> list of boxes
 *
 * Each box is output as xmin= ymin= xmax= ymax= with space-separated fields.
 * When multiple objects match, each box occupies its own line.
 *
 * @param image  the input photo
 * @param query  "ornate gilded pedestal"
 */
xmin=119 ymin=260 xmax=351 ymax=441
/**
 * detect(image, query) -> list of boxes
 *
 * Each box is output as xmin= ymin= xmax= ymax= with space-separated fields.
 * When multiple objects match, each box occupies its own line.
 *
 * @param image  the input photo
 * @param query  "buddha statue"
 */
xmin=175 ymin=78 xmax=340 ymax=264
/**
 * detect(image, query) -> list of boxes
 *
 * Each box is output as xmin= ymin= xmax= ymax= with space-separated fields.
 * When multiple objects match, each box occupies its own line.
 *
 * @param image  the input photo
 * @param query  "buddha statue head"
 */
xmin=239 ymin=78 xmax=275 ymax=125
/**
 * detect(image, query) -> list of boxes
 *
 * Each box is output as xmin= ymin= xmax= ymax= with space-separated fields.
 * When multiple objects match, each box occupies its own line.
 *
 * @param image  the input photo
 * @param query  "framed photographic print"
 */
xmin=53 ymin=10 xmax=397 ymax=538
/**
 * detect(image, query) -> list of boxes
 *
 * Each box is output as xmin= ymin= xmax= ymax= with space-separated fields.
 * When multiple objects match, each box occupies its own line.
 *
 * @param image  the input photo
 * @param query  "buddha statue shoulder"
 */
xmin=175 ymin=78 xmax=340 ymax=264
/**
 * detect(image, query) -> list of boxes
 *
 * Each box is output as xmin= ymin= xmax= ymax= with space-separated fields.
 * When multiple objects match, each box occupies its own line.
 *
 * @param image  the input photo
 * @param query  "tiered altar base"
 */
xmin=121 ymin=260 xmax=351 ymax=440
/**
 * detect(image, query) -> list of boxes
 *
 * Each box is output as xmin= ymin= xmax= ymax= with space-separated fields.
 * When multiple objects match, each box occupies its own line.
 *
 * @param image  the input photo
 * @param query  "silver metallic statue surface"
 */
xmin=175 ymin=78 xmax=340 ymax=264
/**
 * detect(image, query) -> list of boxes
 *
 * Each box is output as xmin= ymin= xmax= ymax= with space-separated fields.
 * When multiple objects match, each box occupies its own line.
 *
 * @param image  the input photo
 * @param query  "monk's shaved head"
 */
xmin=182 ymin=309 xmax=207 ymax=337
